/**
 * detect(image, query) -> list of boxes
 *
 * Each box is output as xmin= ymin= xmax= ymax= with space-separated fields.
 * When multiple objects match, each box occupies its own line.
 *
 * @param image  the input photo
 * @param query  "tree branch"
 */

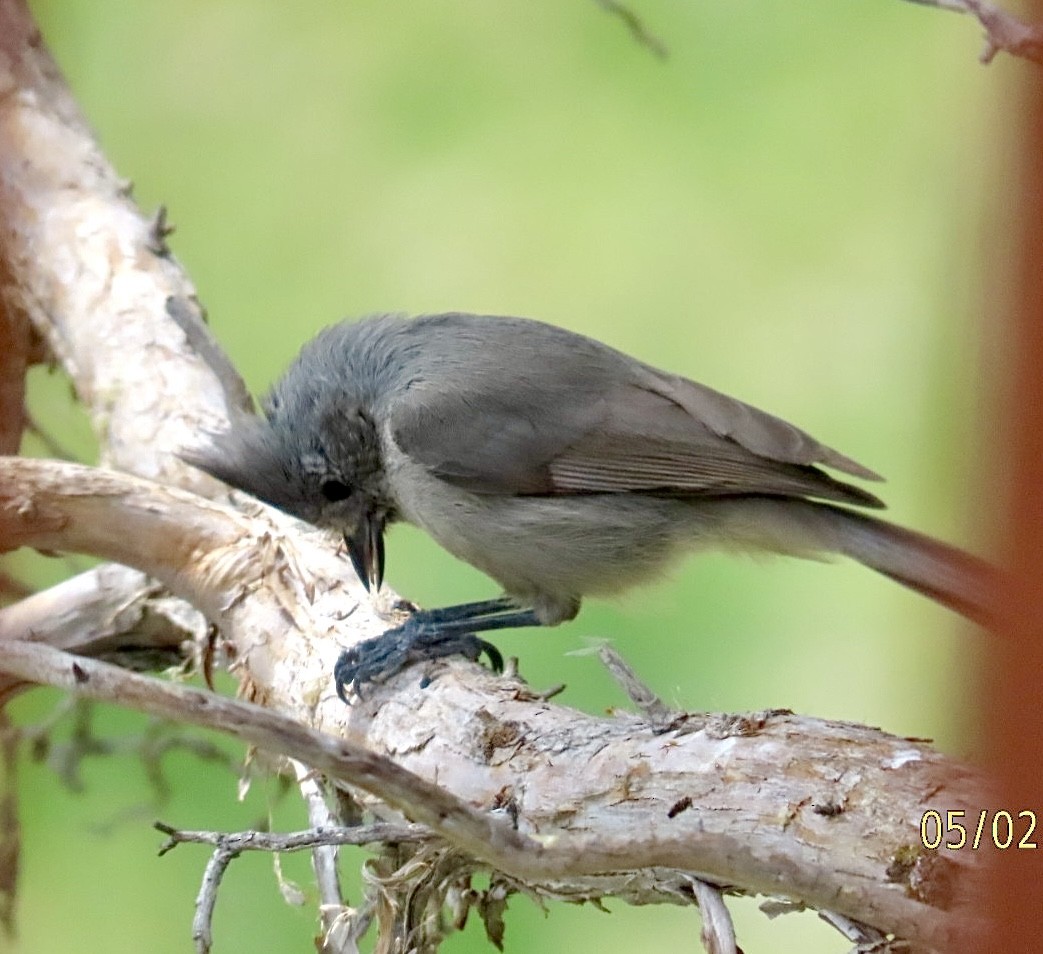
xmin=0 ymin=564 xmax=201 ymax=702
xmin=902 ymin=0 xmax=1043 ymax=64
xmin=0 ymin=455 xmax=991 ymax=950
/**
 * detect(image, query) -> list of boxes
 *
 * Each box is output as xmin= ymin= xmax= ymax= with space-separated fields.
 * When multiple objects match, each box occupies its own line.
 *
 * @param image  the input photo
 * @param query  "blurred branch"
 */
xmin=983 ymin=0 xmax=1043 ymax=944
xmin=0 ymin=564 xmax=202 ymax=703
xmin=592 ymin=0 xmax=667 ymax=58
xmin=0 ymin=710 xmax=18 ymax=938
xmin=0 ymin=307 xmax=32 ymax=457
xmin=903 ymin=0 xmax=1043 ymax=64
xmin=686 ymin=878 xmax=737 ymax=954
xmin=0 ymin=639 xmax=544 ymax=865
xmin=590 ymin=0 xmax=1043 ymax=67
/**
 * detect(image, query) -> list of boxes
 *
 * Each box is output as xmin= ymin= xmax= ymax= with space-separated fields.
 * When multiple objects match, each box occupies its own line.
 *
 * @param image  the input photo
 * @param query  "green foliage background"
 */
xmin=7 ymin=2 xmax=1006 ymax=952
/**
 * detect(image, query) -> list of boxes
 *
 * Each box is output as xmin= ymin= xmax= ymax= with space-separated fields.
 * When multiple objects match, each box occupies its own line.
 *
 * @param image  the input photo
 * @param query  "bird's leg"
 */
xmin=333 ymin=598 xmax=542 ymax=701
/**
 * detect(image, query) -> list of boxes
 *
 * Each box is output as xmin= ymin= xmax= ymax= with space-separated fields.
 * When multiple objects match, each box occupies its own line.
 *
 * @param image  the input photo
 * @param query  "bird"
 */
xmin=185 ymin=312 xmax=992 ymax=699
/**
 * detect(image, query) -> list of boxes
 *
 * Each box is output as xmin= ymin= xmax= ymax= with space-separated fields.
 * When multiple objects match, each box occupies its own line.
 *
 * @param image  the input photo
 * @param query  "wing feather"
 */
xmin=387 ymin=314 xmax=884 ymax=509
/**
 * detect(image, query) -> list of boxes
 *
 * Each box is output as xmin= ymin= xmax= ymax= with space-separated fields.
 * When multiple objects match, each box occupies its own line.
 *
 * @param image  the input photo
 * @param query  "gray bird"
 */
xmin=186 ymin=313 xmax=992 ymax=699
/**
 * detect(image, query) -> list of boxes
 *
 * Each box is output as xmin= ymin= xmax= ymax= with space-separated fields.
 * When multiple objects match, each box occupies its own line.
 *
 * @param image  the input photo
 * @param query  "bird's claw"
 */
xmin=334 ymin=615 xmax=503 ymax=703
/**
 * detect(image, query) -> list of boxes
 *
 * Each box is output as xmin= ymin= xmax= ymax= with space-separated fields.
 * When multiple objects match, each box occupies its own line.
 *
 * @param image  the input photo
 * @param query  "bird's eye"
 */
xmin=320 ymin=479 xmax=352 ymax=502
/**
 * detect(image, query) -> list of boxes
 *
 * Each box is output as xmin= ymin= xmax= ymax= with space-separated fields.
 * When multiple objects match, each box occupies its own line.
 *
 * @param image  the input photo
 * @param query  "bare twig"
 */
xmin=164 ymin=812 xmax=397 ymax=954
xmin=164 ymin=296 xmax=254 ymax=418
xmin=193 ymin=843 xmax=237 ymax=954
xmin=0 ymin=640 xmax=542 ymax=866
xmin=818 ymin=909 xmax=889 ymax=947
xmin=903 ymin=0 xmax=1043 ymax=64
xmin=290 ymin=759 xmax=366 ymax=954
xmin=154 ymin=820 xmax=430 ymax=855
xmin=594 ymin=643 xmax=677 ymax=724
xmin=292 ymin=761 xmax=346 ymax=903
xmin=590 ymin=0 xmax=1043 ymax=67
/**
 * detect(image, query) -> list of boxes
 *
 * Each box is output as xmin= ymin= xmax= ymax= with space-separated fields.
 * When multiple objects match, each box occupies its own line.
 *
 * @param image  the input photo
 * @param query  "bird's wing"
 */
xmin=388 ymin=318 xmax=884 ymax=508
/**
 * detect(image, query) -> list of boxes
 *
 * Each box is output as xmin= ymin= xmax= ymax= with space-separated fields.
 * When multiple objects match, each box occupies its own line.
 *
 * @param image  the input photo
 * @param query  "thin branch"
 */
xmin=292 ymin=761 xmax=346 ymax=904
xmin=164 ymin=296 xmax=254 ymax=418
xmin=289 ymin=759 xmax=365 ymax=954
xmin=193 ymin=844 xmax=237 ymax=954
xmin=0 ymin=564 xmax=201 ymax=703
xmin=154 ymin=821 xmax=430 ymax=855
xmin=903 ymin=0 xmax=1043 ymax=64
xmin=592 ymin=0 xmax=668 ymax=58
xmin=0 ymin=710 xmax=18 ymax=938
xmin=594 ymin=643 xmax=678 ymax=724
xmin=162 ymin=814 xmax=420 ymax=954
xmin=589 ymin=0 xmax=1043 ymax=67
xmin=0 ymin=640 xmax=541 ymax=866
xmin=818 ymin=910 xmax=888 ymax=947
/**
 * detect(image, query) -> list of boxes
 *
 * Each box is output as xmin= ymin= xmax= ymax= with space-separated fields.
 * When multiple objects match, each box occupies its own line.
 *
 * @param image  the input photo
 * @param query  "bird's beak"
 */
xmin=345 ymin=513 xmax=385 ymax=593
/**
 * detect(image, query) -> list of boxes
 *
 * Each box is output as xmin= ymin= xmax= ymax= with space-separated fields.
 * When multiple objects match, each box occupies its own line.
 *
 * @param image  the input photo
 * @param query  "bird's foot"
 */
xmin=334 ymin=613 xmax=504 ymax=702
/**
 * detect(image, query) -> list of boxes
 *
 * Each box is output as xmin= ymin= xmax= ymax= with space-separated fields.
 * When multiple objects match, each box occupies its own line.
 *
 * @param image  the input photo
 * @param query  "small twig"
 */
xmin=160 ymin=817 xmax=423 ymax=952
xmin=154 ymin=821 xmax=430 ymax=855
xmin=32 ymin=697 xmax=108 ymax=792
xmin=139 ymin=723 xmax=237 ymax=805
xmin=290 ymin=759 xmax=365 ymax=954
xmin=292 ymin=761 xmax=345 ymax=904
xmin=903 ymin=0 xmax=1043 ymax=65
xmin=146 ymin=204 xmax=175 ymax=256
xmin=193 ymin=844 xmax=237 ymax=954
xmin=684 ymin=876 xmax=738 ymax=954
xmin=592 ymin=0 xmax=668 ymax=58
xmin=23 ymin=413 xmax=79 ymax=462
xmin=0 ymin=640 xmax=543 ymax=866
xmin=593 ymin=643 xmax=678 ymax=724
xmin=24 ymin=698 xmax=236 ymax=812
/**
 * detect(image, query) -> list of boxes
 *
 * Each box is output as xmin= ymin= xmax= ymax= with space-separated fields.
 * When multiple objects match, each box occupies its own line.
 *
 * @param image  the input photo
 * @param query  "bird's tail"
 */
xmin=826 ymin=506 xmax=994 ymax=627
xmin=703 ymin=496 xmax=996 ymax=627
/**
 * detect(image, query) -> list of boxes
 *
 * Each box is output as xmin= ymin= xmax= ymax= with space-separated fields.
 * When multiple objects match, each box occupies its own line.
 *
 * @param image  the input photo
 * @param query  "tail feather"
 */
xmin=806 ymin=503 xmax=995 ymax=627
xmin=701 ymin=496 xmax=996 ymax=627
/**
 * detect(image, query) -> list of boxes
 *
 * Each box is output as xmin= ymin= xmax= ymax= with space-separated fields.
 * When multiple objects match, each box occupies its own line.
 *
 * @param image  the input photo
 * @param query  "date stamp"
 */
xmin=921 ymin=809 xmax=1038 ymax=850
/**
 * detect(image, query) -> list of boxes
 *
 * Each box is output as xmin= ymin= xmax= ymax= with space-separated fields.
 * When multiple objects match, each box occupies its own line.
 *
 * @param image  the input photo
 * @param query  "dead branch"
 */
xmin=0 ymin=564 xmax=201 ymax=702
xmin=154 ymin=820 xmax=430 ymax=854
xmin=0 ymin=455 xmax=991 ymax=949
xmin=902 ymin=0 xmax=1043 ymax=64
